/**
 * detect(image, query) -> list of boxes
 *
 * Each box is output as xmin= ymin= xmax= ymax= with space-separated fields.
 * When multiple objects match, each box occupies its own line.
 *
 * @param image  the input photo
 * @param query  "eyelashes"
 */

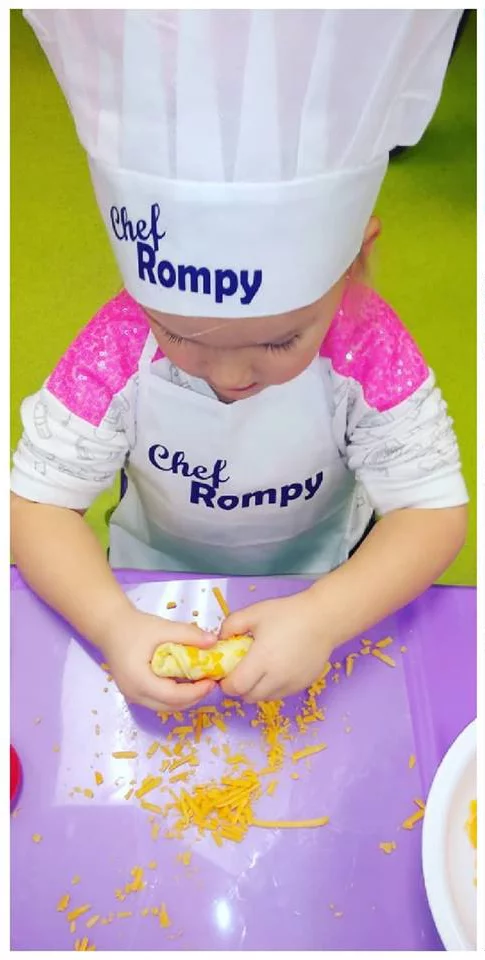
xmin=162 ymin=329 xmax=301 ymax=352
xmin=265 ymin=335 xmax=300 ymax=352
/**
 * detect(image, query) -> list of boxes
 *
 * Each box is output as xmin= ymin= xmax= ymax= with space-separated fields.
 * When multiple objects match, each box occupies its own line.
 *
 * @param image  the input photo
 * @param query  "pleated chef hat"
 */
xmin=25 ymin=9 xmax=460 ymax=319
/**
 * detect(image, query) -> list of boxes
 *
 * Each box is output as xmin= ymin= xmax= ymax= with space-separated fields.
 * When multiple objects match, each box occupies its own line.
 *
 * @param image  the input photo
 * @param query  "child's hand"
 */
xmin=99 ymin=608 xmax=217 ymax=712
xmin=219 ymin=591 xmax=334 ymax=703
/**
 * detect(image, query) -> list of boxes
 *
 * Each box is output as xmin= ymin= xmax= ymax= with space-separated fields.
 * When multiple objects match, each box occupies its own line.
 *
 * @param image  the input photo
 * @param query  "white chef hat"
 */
xmin=25 ymin=9 xmax=460 ymax=319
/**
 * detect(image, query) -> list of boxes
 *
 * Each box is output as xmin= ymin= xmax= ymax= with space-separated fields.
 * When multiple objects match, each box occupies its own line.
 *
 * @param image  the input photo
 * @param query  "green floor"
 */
xmin=10 ymin=12 xmax=476 ymax=584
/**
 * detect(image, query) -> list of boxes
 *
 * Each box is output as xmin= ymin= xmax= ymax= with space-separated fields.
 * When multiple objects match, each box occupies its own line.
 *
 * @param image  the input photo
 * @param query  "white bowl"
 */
xmin=422 ymin=719 xmax=477 ymax=950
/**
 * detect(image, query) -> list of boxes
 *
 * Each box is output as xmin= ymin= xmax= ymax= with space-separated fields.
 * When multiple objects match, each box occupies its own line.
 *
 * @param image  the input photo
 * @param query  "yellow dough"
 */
xmin=151 ymin=634 xmax=253 ymax=681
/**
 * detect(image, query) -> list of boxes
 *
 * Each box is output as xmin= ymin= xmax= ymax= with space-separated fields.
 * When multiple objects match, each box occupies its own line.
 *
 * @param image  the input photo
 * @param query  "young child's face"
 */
xmin=142 ymin=275 xmax=346 ymax=403
xmin=142 ymin=217 xmax=379 ymax=403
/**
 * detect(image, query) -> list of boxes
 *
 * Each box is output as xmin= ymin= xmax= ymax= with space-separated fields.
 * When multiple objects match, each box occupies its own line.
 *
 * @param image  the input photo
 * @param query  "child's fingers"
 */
xmin=220 ymin=651 xmax=265 ymax=698
xmin=243 ymin=678 xmax=286 ymax=704
xmin=137 ymin=695 xmax=174 ymax=713
xmin=145 ymin=675 xmax=215 ymax=709
xmin=165 ymin=621 xmax=218 ymax=648
xmin=219 ymin=605 xmax=258 ymax=641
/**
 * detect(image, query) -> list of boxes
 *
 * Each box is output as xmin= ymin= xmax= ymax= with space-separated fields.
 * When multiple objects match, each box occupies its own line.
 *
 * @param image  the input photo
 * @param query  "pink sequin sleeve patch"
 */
xmin=320 ymin=288 xmax=428 ymax=412
xmin=47 ymin=290 xmax=159 ymax=427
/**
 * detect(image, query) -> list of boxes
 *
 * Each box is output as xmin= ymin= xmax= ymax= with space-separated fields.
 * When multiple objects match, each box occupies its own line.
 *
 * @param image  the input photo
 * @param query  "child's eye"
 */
xmin=164 ymin=331 xmax=186 ymax=345
xmin=265 ymin=335 xmax=300 ymax=352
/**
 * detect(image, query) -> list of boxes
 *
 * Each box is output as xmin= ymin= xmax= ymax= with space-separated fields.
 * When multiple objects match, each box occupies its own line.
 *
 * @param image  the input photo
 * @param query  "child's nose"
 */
xmin=205 ymin=350 xmax=254 ymax=390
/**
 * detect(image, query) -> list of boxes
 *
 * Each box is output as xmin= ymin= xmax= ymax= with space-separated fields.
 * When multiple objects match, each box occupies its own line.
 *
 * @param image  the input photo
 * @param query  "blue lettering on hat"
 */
xmin=157 ymin=261 xmax=176 ymax=288
xmin=178 ymin=265 xmax=211 ymax=296
xmin=110 ymin=203 xmax=166 ymax=251
xmin=110 ymin=203 xmax=263 ymax=306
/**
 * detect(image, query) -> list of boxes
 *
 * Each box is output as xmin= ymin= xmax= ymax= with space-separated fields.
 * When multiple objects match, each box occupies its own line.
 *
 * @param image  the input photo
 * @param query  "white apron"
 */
xmin=109 ymin=336 xmax=372 ymax=575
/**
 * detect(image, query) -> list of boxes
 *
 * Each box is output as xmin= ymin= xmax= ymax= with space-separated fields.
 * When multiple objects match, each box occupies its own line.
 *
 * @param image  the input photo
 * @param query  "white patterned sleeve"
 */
xmin=344 ymin=371 xmax=468 ymax=513
xmin=10 ymin=291 xmax=152 ymax=509
xmin=322 ymin=290 xmax=468 ymax=515
xmin=10 ymin=385 xmax=133 ymax=509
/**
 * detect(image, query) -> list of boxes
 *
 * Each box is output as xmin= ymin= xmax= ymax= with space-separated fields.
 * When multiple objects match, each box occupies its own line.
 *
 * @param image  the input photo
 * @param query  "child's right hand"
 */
xmin=98 ymin=607 xmax=218 ymax=713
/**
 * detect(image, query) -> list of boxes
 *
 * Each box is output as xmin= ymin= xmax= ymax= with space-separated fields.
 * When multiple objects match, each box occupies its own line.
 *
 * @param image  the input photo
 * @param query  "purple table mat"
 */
xmin=10 ymin=571 xmax=476 ymax=951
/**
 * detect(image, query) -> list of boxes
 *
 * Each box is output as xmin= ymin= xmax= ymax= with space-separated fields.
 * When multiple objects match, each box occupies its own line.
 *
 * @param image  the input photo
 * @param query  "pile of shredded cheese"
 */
xmin=251 ymin=699 xmax=293 ymax=771
xmin=163 ymin=768 xmax=262 ymax=845
xmin=52 ymin=593 xmax=413 ymax=946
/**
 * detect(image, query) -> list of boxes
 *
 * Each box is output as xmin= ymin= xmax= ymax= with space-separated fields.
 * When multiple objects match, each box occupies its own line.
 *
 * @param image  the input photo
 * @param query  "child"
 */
xmin=12 ymin=10 xmax=467 ymax=710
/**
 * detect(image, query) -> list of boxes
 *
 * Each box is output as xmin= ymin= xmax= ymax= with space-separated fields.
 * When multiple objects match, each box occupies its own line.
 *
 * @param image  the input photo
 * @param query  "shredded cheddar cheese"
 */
xmin=163 ymin=768 xmax=261 ymax=844
xmin=172 ymin=726 xmax=194 ymax=738
xmin=251 ymin=816 xmax=329 ymax=829
xmin=151 ymin=822 xmax=161 ymax=841
xmin=135 ymin=776 xmax=162 ymax=799
xmin=74 ymin=937 xmax=96 ymax=951
xmin=466 ymin=799 xmax=477 ymax=849
xmin=57 ymin=893 xmax=70 ymax=912
xmin=94 ymin=772 xmax=104 ymax=786
xmin=375 ymin=637 xmax=393 ymax=649
xmin=212 ymin=587 xmax=231 ymax=618
xmin=86 ymin=916 xmax=100 ymax=929
xmin=295 ymin=667 xmax=329 ymax=733
xmin=291 ymin=744 xmax=327 ymax=762
xmin=253 ymin=700 xmax=292 ymax=771
xmin=159 ymin=904 xmax=172 ymax=928
xmin=112 ymin=751 xmax=138 ymax=760
xmin=345 ymin=654 xmax=358 ymax=677
xmin=124 ymin=866 xmax=145 ymax=894
xmin=371 ymin=649 xmax=396 ymax=668
xmin=408 ymin=754 xmax=416 ymax=769
xmin=67 ymin=905 xmax=91 ymax=922
xmin=402 ymin=810 xmax=424 ymax=830
xmin=177 ymin=850 xmax=192 ymax=866
xmin=379 ymin=841 xmax=397 ymax=854
xmin=169 ymin=772 xmax=193 ymax=784
xmin=402 ymin=799 xmax=426 ymax=830
xmin=32 ymin=834 xmax=42 ymax=843
xmin=140 ymin=800 xmax=163 ymax=815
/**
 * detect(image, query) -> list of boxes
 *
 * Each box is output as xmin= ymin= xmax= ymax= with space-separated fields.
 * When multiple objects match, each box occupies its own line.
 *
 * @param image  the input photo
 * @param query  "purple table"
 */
xmin=11 ymin=570 xmax=476 ymax=951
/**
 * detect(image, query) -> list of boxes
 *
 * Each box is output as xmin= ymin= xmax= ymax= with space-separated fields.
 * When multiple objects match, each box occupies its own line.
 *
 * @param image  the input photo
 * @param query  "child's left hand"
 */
xmin=219 ymin=590 xmax=335 ymax=703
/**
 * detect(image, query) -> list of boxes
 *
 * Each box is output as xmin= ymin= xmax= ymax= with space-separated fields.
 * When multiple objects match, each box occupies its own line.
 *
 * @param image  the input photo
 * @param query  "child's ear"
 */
xmin=361 ymin=216 xmax=381 ymax=258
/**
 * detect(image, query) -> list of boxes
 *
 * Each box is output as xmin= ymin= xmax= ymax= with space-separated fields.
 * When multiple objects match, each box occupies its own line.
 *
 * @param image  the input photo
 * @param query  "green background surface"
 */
xmin=10 ymin=11 xmax=476 ymax=583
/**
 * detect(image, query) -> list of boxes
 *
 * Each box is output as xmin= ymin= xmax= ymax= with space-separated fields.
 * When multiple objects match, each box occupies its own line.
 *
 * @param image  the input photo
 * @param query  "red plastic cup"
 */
xmin=10 ymin=745 xmax=22 ymax=805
